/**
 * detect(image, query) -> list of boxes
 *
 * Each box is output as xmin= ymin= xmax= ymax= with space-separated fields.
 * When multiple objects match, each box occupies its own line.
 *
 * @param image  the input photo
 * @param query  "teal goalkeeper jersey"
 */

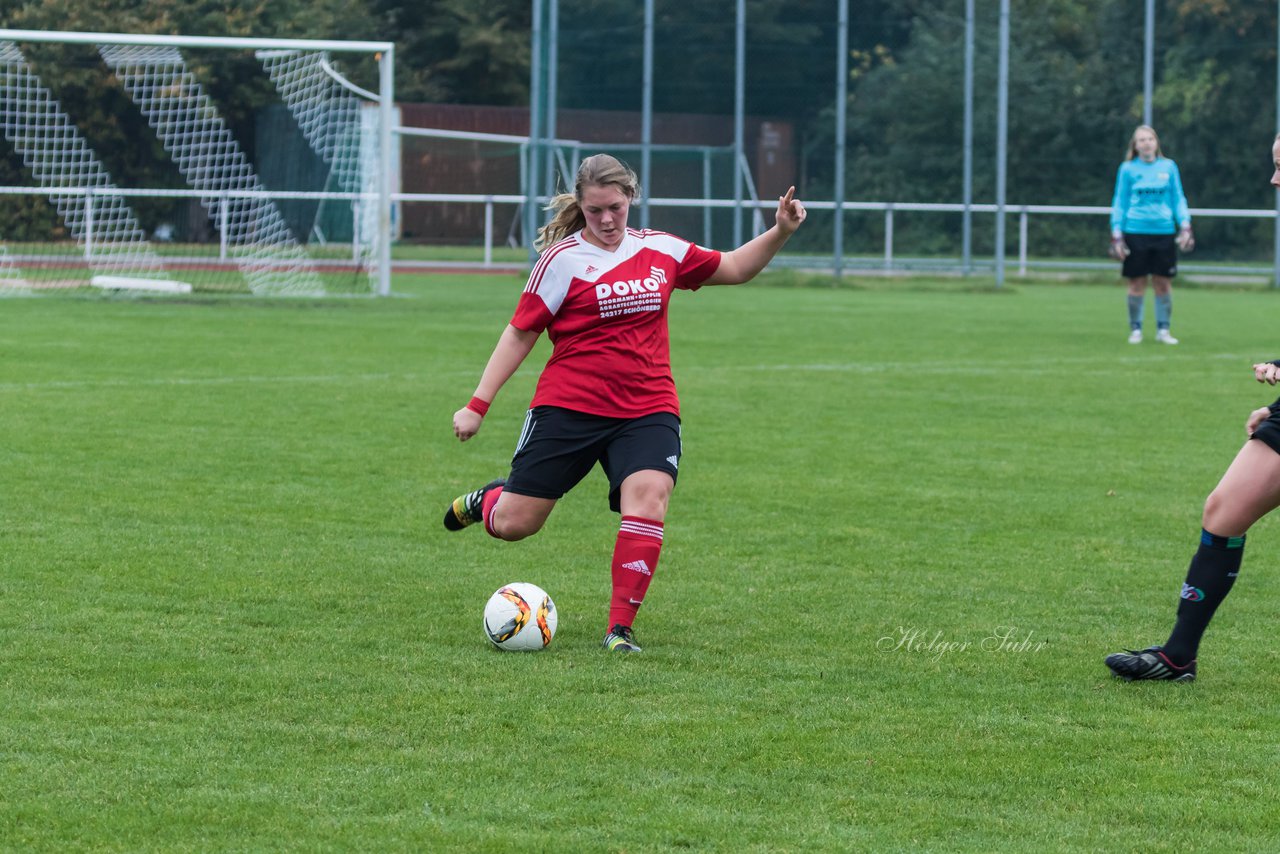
xmin=1110 ymin=157 xmax=1191 ymax=235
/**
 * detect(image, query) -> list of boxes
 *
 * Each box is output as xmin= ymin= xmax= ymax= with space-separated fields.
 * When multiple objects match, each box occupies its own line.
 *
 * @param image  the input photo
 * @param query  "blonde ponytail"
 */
xmin=534 ymin=154 xmax=641 ymax=252
xmin=536 ymin=193 xmax=586 ymax=251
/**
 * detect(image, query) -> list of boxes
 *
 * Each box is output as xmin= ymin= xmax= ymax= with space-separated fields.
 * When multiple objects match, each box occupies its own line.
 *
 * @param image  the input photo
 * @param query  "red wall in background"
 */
xmin=397 ymin=103 xmax=794 ymax=245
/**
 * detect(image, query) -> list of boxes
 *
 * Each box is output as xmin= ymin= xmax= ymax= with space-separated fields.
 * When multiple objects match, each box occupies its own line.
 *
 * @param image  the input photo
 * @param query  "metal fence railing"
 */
xmin=9 ymin=183 xmax=1277 ymax=282
xmin=390 ymin=194 xmax=1280 ymax=282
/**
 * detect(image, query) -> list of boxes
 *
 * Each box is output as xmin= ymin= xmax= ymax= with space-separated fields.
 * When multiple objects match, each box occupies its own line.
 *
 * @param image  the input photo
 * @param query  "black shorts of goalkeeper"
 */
xmin=1120 ymin=232 xmax=1177 ymax=278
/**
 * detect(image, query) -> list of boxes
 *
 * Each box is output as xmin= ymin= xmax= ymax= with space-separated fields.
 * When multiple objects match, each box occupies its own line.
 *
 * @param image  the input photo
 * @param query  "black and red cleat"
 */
xmin=443 ymin=478 xmax=504 ymax=531
xmin=1105 ymin=646 xmax=1196 ymax=682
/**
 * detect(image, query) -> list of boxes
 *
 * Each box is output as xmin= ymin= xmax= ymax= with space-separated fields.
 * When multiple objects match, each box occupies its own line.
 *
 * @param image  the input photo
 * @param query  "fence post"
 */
xmin=702 ymin=148 xmax=712 ymax=247
xmin=1019 ymin=208 xmax=1028 ymax=276
xmin=884 ymin=206 xmax=894 ymax=271
xmin=83 ymin=188 xmax=94 ymax=262
xmin=1274 ymin=203 xmax=1280 ymax=288
xmin=219 ymin=192 xmax=230 ymax=262
xmin=351 ymin=199 xmax=360 ymax=265
xmin=484 ymin=198 xmax=494 ymax=267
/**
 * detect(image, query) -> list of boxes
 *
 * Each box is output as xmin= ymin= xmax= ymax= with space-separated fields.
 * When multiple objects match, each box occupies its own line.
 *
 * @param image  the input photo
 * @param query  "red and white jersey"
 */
xmin=511 ymin=228 xmax=722 ymax=418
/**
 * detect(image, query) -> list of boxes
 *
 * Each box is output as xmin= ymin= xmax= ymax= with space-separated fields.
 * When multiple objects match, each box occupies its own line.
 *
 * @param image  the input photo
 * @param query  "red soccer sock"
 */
xmin=608 ymin=516 xmax=664 ymax=629
xmin=482 ymin=485 xmax=505 ymax=539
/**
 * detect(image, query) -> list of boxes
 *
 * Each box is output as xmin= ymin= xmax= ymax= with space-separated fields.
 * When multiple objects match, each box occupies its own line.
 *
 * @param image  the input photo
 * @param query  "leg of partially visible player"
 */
xmin=1165 ymin=439 xmax=1280 ymax=659
xmin=1107 ymin=438 xmax=1280 ymax=681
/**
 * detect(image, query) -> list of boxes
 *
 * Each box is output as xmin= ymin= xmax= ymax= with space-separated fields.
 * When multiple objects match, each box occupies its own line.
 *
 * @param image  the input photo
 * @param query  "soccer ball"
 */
xmin=483 ymin=582 xmax=557 ymax=651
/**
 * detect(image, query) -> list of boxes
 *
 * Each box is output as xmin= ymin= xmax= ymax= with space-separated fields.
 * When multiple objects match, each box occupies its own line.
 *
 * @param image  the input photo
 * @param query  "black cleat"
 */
xmin=443 ymin=478 xmax=504 ymax=531
xmin=1105 ymin=646 xmax=1196 ymax=682
xmin=602 ymin=624 xmax=642 ymax=653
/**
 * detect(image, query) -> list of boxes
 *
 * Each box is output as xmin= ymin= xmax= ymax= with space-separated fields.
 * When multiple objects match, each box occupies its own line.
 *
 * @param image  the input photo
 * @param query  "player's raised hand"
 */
xmin=776 ymin=186 xmax=806 ymax=235
xmin=1253 ymin=362 xmax=1280 ymax=385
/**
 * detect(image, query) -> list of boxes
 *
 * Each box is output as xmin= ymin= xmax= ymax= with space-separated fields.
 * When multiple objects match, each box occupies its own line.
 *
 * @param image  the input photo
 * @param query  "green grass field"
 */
xmin=4 ymin=273 xmax=1280 ymax=851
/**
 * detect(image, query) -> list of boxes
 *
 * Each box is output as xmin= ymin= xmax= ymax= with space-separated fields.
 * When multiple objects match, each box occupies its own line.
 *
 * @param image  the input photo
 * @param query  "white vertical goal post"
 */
xmin=0 ymin=29 xmax=395 ymax=296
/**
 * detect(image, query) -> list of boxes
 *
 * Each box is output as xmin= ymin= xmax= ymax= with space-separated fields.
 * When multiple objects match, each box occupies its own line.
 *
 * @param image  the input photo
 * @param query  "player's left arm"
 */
xmin=1169 ymin=161 xmax=1191 ymax=228
xmin=1171 ymin=161 xmax=1194 ymax=250
xmin=704 ymin=186 xmax=807 ymax=286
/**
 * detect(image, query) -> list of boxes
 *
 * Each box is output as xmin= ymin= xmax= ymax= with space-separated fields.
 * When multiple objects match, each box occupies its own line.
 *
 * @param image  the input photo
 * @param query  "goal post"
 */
xmin=0 ymin=29 xmax=394 ymax=296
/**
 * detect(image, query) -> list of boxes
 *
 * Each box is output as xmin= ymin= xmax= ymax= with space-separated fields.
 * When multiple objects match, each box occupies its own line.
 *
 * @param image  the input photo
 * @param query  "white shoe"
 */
xmin=1156 ymin=329 xmax=1179 ymax=345
xmin=1128 ymin=329 xmax=1143 ymax=344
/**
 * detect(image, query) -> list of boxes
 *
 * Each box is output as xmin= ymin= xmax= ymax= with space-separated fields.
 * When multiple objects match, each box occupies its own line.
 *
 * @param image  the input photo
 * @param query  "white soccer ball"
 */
xmin=483 ymin=582 xmax=557 ymax=651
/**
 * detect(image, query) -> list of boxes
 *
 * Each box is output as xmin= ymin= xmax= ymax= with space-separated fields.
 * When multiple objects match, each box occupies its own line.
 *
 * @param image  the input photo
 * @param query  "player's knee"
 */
xmin=1201 ymin=489 xmax=1224 ymax=529
xmin=632 ymin=497 xmax=669 ymax=519
xmin=493 ymin=517 xmax=540 ymax=541
xmin=491 ymin=508 xmax=544 ymax=542
xmin=1201 ymin=488 xmax=1247 ymax=536
xmin=628 ymin=485 xmax=671 ymax=519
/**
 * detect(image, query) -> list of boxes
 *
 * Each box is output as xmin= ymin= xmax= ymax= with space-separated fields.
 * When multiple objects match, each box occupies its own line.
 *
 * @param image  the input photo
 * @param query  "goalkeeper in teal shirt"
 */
xmin=1109 ymin=125 xmax=1193 ymax=345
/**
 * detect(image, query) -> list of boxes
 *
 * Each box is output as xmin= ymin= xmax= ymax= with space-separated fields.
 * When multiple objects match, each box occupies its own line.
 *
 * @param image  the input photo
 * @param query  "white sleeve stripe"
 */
xmin=524 ymin=238 xmax=576 ymax=295
xmin=630 ymin=229 xmax=691 ymax=262
xmin=526 ymin=241 xmax=562 ymax=290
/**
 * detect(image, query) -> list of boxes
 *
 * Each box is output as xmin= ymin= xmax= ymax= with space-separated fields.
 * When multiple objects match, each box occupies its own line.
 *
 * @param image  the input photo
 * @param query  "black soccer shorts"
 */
xmin=1250 ymin=398 xmax=1280 ymax=457
xmin=504 ymin=406 xmax=682 ymax=513
xmin=1121 ymin=232 xmax=1178 ymax=278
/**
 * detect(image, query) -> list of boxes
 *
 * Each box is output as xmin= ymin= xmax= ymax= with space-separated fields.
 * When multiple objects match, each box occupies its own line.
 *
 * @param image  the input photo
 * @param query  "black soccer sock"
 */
xmin=1162 ymin=530 xmax=1244 ymax=665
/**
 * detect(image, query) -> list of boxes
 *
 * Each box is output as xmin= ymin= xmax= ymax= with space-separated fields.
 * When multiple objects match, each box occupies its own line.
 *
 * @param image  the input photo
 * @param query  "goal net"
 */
xmin=0 ymin=30 xmax=394 ymax=296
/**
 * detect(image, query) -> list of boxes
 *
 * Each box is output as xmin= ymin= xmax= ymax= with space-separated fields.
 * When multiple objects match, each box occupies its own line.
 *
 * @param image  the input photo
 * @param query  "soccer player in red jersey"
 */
xmin=444 ymin=153 xmax=806 ymax=652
